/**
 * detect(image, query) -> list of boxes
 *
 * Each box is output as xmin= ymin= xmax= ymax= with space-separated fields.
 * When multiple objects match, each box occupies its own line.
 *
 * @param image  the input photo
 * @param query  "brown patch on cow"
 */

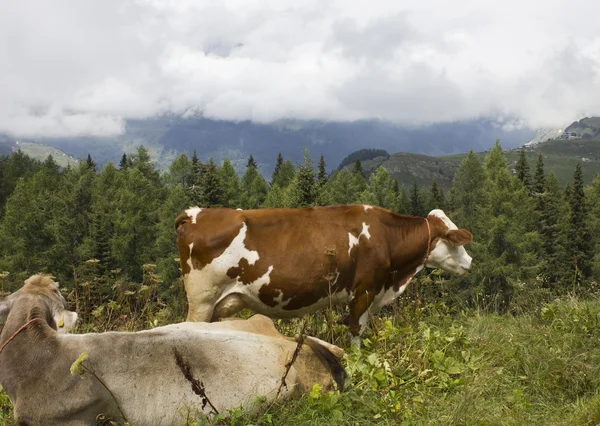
xmin=445 ymin=229 xmax=473 ymax=246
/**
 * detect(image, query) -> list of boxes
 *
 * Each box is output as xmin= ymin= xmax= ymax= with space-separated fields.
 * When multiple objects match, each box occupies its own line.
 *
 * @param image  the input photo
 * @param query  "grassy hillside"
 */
xmin=3 ymin=293 xmax=600 ymax=425
xmin=14 ymin=141 xmax=78 ymax=168
xmin=356 ymin=139 xmax=600 ymax=188
xmin=566 ymin=117 xmax=600 ymax=139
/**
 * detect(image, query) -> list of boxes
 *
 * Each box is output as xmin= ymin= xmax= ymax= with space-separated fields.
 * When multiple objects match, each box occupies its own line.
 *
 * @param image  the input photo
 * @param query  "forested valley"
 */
xmin=2 ymin=140 xmax=600 ymax=425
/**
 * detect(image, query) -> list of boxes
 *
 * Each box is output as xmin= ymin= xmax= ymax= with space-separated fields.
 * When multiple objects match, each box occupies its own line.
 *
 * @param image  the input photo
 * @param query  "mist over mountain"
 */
xmin=5 ymin=115 xmax=536 ymax=175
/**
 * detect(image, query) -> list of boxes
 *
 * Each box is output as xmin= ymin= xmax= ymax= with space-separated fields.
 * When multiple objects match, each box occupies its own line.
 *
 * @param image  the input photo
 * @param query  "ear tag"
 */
xmin=58 ymin=314 xmax=64 ymax=328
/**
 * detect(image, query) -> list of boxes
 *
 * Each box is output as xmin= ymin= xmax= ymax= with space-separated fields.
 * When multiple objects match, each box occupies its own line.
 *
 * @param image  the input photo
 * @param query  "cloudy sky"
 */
xmin=1 ymin=0 xmax=599 ymax=138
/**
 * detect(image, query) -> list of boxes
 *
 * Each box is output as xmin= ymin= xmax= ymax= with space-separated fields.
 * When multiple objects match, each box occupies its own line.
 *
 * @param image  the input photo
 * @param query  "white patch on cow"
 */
xmin=347 ymin=222 xmax=371 ymax=255
xmin=429 ymin=209 xmax=457 ymax=230
xmin=236 ymin=208 xmax=243 ymax=211
xmin=426 ymin=209 xmax=472 ymax=275
xmin=187 ymin=243 xmax=195 ymax=270
xmin=186 ymin=207 xmax=203 ymax=224
xmin=351 ymin=311 xmax=371 ymax=348
xmin=364 ymin=205 xmax=373 ymax=212
xmin=183 ymin=223 xmax=261 ymax=321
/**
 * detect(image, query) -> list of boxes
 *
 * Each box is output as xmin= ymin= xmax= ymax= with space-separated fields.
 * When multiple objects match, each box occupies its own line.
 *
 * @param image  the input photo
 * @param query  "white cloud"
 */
xmin=1 ymin=0 xmax=599 ymax=138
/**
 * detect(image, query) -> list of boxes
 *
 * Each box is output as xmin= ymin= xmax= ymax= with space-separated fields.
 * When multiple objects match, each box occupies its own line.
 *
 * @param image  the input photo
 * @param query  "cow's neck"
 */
xmin=389 ymin=217 xmax=431 ymax=279
xmin=0 ymin=299 xmax=57 ymax=378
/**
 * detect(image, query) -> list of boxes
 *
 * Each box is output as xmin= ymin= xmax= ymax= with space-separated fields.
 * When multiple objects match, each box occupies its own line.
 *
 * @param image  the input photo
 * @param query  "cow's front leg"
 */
xmin=348 ymin=289 xmax=374 ymax=348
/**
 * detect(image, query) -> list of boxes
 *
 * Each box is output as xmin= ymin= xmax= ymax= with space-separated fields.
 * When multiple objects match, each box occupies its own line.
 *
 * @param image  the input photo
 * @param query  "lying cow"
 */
xmin=0 ymin=275 xmax=345 ymax=426
xmin=176 ymin=205 xmax=473 ymax=345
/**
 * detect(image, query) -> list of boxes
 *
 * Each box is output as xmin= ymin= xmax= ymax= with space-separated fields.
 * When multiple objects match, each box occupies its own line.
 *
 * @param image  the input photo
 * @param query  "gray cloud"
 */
xmin=1 ymin=0 xmax=599 ymax=138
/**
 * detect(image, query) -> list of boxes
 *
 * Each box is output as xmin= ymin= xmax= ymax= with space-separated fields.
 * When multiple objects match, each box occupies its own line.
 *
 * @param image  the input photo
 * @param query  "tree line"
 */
xmin=0 ymin=142 xmax=599 ymax=313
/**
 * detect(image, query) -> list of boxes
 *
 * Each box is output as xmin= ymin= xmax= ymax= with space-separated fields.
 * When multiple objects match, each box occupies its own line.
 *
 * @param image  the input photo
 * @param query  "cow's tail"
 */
xmin=175 ymin=212 xmax=190 ymax=231
xmin=302 ymin=336 xmax=347 ymax=392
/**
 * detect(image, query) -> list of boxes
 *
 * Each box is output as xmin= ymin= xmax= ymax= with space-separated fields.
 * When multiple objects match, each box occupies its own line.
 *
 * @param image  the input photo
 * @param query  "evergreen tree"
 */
xmin=272 ymin=159 xmax=295 ymax=189
xmin=85 ymin=154 xmax=97 ymax=172
xmin=429 ymin=179 xmax=446 ymax=211
xmin=450 ymin=150 xmax=487 ymax=234
xmin=588 ymin=173 xmax=600 ymax=280
xmin=538 ymin=173 xmax=569 ymax=287
xmin=0 ymin=161 xmax=62 ymax=276
xmin=396 ymin=186 xmax=410 ymax=214
xmin=515 ymin=148 xmax=531 ymax=192
xmin=317 ymin=155 xmax=328 ymax=187
xmin=166 ymin=153 xmax=192 ymax=188
xmin=410 ymin=182 xmax=425 ymax=216
xmin=533 ymin=153 xmax=546 ymax=196
xmin=155 ymin=184 xmax=191 ymax=287
xmin=320 ymin=169 xmax=361 ymax=205
xmin=119 ymin=153 xmax=131 ymax=170
xmin=0 ymin=150 xmax=41 ymax=217
xmin=566 ymin=162 xmax=593 ymax=282
xmin=352 ymin=158 xmax=364 ymax=176
xmin=272 ymin=153 xmax=284 ymax=183
xmin=131 ymin=146 xmax=160 ymax=184
xmin=247 ymin=154 xmax=257 ymax=169
xmin=240 ymin=159 xmax=267 ymax=209
xmin=111 ymin=168 xmax=161 ymax=281
xmin=189 ymin=150 xmax=206 ymax=206
xmin=284 ymin=149 xmax=317 ymax=208
xmin=203 ymin=158 xmax=224 ymax=207
xmin=359 ymin=166 xmax=398 ymax=211
xmin=219 ymin=158 xmax=241 ymax=208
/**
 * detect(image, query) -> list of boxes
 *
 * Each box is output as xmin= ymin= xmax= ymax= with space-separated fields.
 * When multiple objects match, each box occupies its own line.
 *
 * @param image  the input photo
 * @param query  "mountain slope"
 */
xmin=349 ymin=138 xmax=600 ymax=188
xmin=10 ymin=116 xmax=536 ymax=174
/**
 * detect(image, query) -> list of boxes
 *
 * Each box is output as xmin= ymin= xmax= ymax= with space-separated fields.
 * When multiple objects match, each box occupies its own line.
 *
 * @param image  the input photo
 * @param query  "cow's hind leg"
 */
xmin=184 ymin=275 xmax=223 ymax=322
xmin=348 ymin=289 xmax=375 ymax=348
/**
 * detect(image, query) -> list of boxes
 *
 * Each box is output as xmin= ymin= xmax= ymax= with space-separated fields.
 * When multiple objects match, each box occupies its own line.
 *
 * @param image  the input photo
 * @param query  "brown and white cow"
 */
xmin=176 ymin=205 xmax=473 ymax=346
xmin=0 ymin=275 xmax=345 ymax=425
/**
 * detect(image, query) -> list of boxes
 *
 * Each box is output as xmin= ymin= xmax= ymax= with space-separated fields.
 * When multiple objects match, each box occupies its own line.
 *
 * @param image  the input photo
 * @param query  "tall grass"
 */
xmin=2 ymin=282 xmax=600 ymax=425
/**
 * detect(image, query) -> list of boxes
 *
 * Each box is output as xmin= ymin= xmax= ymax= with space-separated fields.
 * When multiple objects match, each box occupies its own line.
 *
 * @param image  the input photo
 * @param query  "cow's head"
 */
xmin=0 ymin=274 xmax=78 ymax=333
xmin=425 ymin=210 xmax=473 ymax=275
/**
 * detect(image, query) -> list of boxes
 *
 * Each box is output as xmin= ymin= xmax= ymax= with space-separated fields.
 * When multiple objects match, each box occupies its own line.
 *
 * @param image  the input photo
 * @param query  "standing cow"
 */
xmin=176 ymin=205 xmax=473 ymax=346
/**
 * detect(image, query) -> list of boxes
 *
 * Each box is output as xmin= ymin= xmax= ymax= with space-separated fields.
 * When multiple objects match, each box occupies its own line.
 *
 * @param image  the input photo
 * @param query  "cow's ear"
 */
xmin=0 ymin=299 xmax=9 ymax=322
xmin=445 ymin=229 xmax=473 ymax=246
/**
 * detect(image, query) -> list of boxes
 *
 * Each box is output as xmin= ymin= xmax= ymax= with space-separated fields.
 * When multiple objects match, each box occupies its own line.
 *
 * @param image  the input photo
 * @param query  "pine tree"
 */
xmin=450 ymin=150 xmax=486 ymax=234
xmin=317 ymin=155 xmax=328 ymax=187
xmin=189 ymin=150 xmax=206 ymax=206
xmin=272 ymin=159 xmax=295 ymax=189
xmin=272 ymin=153 xmax=284 ymax=183
xmin=588 ymin=173 xmax=600 ymax=280
xmin=352 ymin=158 xmax=364 ymax=176
xmin=284 ymin=149 xmax=316 ymax=208
xmin=360 ymin=166 xmax=398 ymax=211
xmin=566 ymin=162 xmax=593 ymax=282
xmin=119 ymin=153 xmax=131 ymax=170
xmin=396 ymin=186 xmax=410 ymax=214
xmin=538 ymin=173 xmax=568 ymax=287
xmin=240 ymin=158 xmax=267 ymax=209
xmin=320 ymin=169 xmax=361 ymax=205
xmin=515 ymin=148 xmax=531 ymax=192
xmin=247 ymin=155 xmax=257 ymax=169
xmin=167 ymin=153 xmax=192 ymax=188
xmin=219 ymin=158 xmax=241 ymax=208
xmin=85 ymin=154 xmax=97 ymax=172
xmin=429 ymin=179 xmax=446 ymax=211
xmin=203 ymin=158 xmax=224 ymax=207
xmin=410 ymin=182 xmax=424 ymax=216
xmin=533 ymin=153 xmax=546 ymax=196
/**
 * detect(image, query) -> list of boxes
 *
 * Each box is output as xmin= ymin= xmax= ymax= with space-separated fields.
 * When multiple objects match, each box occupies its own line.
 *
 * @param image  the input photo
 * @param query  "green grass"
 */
xmin=357 ymin=139 xmax=600 ymax=189
xmin=3 ymin=296 xmax=600 ymax=425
